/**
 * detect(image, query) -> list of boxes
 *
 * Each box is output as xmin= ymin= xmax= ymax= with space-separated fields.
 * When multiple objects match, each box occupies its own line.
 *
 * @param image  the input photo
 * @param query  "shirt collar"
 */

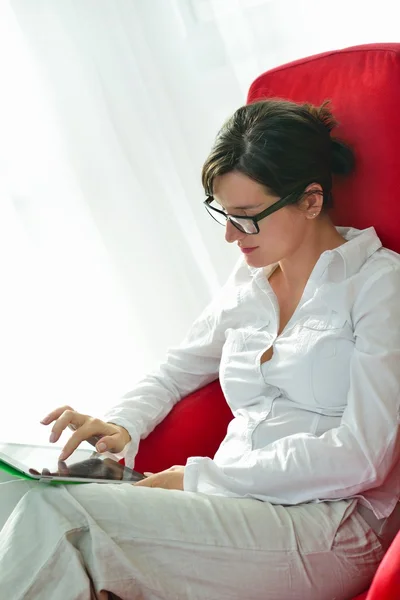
xmin=313 ymin=227 xmax=382 ymax=282
xmin=247 ymin=227 xmax=382 ymax=284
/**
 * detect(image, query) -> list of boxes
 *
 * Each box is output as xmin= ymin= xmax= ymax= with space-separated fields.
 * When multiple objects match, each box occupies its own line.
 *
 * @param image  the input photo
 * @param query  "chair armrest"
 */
xmin=133 ymin=379 xmax=232 ymax=473
xmin=363 ymin=529 xmax=400 ymax=599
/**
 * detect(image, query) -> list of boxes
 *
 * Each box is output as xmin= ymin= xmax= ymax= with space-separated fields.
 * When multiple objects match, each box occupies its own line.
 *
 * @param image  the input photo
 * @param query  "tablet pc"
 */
xmin=0 ymin=442 xmax=146 ymax=484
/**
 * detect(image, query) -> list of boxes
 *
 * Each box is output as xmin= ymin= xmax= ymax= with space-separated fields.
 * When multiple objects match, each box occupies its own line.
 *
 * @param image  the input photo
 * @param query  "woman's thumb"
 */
xmin=95 ymin=439 xmax=108 ymax=453
xmin=95 ymin=434 xmax=122 ymax=453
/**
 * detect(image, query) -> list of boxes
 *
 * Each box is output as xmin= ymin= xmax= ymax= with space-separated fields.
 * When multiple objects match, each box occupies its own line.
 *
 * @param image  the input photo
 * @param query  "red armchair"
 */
xmin=134 ymin=44 xmax=400 ymax=599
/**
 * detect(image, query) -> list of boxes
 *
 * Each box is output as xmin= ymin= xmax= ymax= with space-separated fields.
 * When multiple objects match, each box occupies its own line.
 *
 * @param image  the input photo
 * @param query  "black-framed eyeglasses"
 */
xmin=203 ymin=190 xmax=303 ymax=235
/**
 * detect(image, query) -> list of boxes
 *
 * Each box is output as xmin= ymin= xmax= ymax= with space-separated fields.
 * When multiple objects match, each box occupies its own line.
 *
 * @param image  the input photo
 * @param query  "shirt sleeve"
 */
xmin=102 ymin=256 xmax=246 ymax=468
xmin=184 ymin=264 xmax=400 ymax=507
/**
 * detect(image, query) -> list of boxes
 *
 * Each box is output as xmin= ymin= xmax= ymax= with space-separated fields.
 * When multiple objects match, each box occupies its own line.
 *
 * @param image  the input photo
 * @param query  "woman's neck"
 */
xmin=277 ymin=218 xmax=346 ymax=291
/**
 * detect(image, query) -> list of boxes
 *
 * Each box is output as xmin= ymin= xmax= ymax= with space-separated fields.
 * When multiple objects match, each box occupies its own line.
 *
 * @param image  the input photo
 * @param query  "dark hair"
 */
xmin=202 ymin=98 xmax=355 ymax=210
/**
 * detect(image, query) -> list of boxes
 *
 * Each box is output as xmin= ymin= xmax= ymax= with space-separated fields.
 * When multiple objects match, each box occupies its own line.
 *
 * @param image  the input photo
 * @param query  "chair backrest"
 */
xmin=247 ymin=43 xmax=400 ymax=253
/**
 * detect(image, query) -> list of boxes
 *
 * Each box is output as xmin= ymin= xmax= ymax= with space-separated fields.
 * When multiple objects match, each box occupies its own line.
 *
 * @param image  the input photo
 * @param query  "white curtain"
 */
xmin=0 ymin=0 xmax=398 ymax=446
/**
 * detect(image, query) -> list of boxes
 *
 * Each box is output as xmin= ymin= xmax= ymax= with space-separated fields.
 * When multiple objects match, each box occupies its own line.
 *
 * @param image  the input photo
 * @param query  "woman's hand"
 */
xmin=40 ymin=405 xmax=131 ymax=461
xmin=133 ymin=465 xmax=185 ymax=491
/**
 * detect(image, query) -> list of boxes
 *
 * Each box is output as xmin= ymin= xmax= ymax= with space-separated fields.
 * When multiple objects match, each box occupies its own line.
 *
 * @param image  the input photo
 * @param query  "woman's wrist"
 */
xmin=114 ymin=424 xmax=132 ymax=446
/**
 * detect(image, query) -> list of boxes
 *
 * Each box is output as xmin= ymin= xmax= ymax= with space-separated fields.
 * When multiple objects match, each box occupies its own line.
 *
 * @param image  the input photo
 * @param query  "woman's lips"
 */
xmin=240 ymin=247 xmax=258 ymax=254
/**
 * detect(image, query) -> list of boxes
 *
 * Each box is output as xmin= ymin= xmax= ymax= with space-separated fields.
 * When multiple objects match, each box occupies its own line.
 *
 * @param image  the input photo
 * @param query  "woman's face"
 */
xmin=213 ymin=171 xmax=316 ymax=268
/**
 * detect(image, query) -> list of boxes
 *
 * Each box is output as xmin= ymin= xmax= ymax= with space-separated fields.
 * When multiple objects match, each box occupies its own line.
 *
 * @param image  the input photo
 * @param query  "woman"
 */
xmin=1 ymin=99 xmax=400 ymax=600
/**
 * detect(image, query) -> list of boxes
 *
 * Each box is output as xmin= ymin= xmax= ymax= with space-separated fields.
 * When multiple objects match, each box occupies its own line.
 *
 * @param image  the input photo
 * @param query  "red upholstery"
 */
xmin=134 ymin=44 xmax=400 ymax=599
xmin=365 ymin=530 xmax=400 ymax=599
xmin=248 ymin=43 xmax=400 ymax=252
xmin=246 ymin=43 xmax=400 ymax=599
xmin=134 ymin=379 xmax=231 ymax=473
xmin=351 ymin=530 xmax=400 ymax=599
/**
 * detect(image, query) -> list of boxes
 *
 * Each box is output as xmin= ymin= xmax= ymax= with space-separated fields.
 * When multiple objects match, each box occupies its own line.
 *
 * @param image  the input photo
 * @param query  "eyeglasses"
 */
xmin=203 ymin=190 xmax=302 ymax=235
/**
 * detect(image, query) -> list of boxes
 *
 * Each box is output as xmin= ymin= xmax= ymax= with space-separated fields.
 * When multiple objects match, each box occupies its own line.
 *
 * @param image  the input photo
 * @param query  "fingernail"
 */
xmin=41 ymin=417 xmax=49 ymax=424
xmin=49 ymin=432 xmax=57 ymax=443
xmin=144 ymin=472 xmax=153 ymax=477
xmin=59 ymin=451 xmax=66 ymax=461
xmin=96 ymin=442 xmax=106 ymax=452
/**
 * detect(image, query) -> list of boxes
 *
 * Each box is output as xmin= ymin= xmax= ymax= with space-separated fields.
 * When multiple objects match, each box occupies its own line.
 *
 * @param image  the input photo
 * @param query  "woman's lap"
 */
xmin=0 ymin=472 xmax=384 ymax=600
xmin=0 ymin=469 xmax=38 ymax=529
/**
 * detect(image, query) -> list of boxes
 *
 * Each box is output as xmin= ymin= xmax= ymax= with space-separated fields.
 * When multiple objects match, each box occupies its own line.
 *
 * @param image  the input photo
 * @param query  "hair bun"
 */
xmin=303 ymin=100 xmax=355 ymax=176
xmin=331 ymin=138 xmax=355 ymax=175
xmin=303 ymin=99 xmax=338 ymax=133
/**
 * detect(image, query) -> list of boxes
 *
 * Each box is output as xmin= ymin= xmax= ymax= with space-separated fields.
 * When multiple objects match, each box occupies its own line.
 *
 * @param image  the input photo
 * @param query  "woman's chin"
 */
xmin=242 ymin=249 xmax=274 ymax=268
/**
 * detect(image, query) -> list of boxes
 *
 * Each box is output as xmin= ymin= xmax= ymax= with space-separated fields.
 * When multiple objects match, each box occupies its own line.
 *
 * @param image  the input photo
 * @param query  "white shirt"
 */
xmin=104 ymin=227 xmax=400 ymax=519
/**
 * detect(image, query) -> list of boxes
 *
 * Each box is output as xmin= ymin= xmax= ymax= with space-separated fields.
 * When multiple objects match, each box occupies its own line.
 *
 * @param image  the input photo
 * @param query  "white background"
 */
xmin=0 ymin=0 xmax=398 ymax=445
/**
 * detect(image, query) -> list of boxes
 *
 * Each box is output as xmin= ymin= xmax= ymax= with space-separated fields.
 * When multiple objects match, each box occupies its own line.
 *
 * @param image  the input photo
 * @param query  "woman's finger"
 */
xmin=57 ymin=462 xmax=69 ymax=476
xmin=58 ymin=419 xmax=103 ymax=460
xmin=69 ymin=423 xmax=102 ymax=449
xmin=58 ymin=419 xmax=120 ymax=460
xmin=58 ymin=426 xmax=92 ymax=461
xmin=49 ymin=410 xmax=87 ymax=444
xmin=133 ymin=468 xmax=184 ymax=490
xmin=94 ymin=432 xmax=127 ymax=454
xmin=133 ymin=474 xmax=156 ymax=487
xmin=40 ymin=405 xmax=75 ymax=425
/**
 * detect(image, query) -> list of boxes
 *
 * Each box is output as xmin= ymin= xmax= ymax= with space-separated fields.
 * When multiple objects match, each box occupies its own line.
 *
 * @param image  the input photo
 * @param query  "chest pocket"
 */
xmin=299 ymin=313 xmax=355 ymax=409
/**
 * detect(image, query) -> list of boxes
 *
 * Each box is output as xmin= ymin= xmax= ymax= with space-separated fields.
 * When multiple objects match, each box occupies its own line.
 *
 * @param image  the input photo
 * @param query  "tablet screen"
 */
xmin=0 ymin=442 xmax=145 ymax=482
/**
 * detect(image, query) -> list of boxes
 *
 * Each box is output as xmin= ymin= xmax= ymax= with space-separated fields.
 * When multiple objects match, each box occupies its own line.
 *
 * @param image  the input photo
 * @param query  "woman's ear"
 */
xmin=300 ymin=183 xmax=324 ymax=219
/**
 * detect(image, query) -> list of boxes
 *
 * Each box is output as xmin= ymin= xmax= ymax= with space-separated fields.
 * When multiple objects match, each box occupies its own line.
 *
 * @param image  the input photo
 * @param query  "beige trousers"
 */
xmin=0 ymin=470 xmax=384 ymax=600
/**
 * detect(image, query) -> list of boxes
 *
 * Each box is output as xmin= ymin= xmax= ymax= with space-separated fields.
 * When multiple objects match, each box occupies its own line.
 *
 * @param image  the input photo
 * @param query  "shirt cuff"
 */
xmin=184 ymin=456 xmax=242 ymax=497
xmin=183 ymin=457 xmax=203 ymax=492
xmin=101 ymin=416 xmax=141 ymax=469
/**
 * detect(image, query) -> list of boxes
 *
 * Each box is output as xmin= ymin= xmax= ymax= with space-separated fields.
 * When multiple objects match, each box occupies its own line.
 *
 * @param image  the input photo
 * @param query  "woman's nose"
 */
xmin=225 ymin=220 xmax=246 ymax=244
